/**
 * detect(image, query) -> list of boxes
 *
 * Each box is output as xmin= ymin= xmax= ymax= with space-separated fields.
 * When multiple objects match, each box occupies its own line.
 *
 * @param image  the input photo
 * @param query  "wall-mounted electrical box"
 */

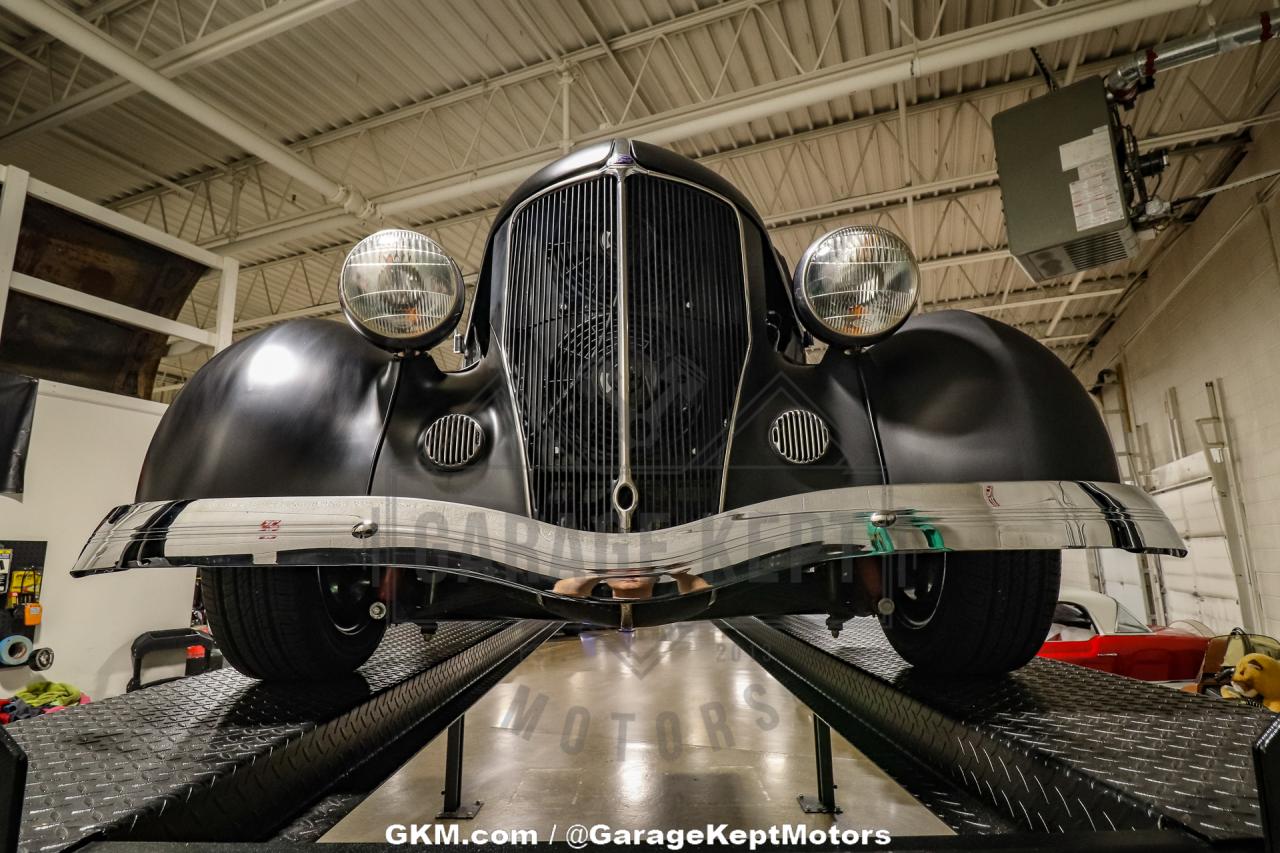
xmin=993 ymin=77 xmax=1138 ymax=282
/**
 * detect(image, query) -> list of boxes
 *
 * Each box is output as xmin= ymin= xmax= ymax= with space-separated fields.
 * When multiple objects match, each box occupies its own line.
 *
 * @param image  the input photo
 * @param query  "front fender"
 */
xmin=863 ymin=310 xmax=1120 ymax=484
xmin=137 ymin=319 xmax=397 ymax=501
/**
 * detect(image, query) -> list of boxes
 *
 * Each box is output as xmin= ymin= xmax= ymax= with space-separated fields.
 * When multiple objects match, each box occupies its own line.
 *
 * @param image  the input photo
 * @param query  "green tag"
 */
xmin=866 ymin=522 xmax=894 ymax=554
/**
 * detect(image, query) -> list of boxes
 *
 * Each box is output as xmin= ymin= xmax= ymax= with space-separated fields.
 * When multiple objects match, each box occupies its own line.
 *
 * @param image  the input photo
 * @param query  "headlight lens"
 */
xmin=339 ymin=229 xmax=464 ymax=351
xmin=793 ymin=225 xmax=919 ymax=346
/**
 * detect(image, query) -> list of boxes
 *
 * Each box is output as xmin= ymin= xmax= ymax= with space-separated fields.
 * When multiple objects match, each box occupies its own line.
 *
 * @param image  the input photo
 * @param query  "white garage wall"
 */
xmin=1150 ymin=457 xmax=1243 ymax=633
xmin=1076 ymin=118 xmax=1280 ymax=637
xmin=1059 ymin=550 xmax=1088 ymax=587
xmin=0 ymin=382 xmax=193 ymax=702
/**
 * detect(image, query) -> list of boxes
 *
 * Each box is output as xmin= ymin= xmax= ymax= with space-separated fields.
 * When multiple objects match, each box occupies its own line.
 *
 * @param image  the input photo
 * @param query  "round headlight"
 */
xmin=793 ymin=225 xmax=919 ymax=346
xmin=339 ymin=229 xmax=465 ymax=351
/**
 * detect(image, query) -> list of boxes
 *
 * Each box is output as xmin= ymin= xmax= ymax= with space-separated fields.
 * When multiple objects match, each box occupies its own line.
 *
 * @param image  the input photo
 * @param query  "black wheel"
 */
xmin=201 ymin=566 xmax=386 ymax=681
xmin=880 ymin=550 xmax=1061 ymax=675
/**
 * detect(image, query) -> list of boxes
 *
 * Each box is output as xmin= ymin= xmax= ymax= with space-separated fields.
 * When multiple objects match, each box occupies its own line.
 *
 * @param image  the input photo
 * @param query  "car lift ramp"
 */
xmin=720 ymin=615 xmax=1280 ymax=852
xmin=0 ymin=620 xmax=559 ymax=853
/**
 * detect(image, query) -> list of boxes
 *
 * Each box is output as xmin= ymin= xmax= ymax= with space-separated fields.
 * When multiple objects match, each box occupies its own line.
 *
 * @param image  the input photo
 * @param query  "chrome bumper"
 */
xmin=73 ymin=481 xmax=1184 ymax=585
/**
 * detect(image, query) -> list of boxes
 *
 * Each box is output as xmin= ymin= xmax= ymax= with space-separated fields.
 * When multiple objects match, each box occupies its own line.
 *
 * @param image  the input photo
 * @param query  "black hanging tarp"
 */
xmin=0 ymin=374 xmax=36 ymax=498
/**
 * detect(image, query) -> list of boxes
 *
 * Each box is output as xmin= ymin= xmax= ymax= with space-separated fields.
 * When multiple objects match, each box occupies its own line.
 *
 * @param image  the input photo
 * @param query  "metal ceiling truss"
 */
xmin=0 ymin=0 xmax=1272 ymax=396
xmin=153 ymin=58 xmax=1274 ymax=315
xmin=166 ymin=108 xmax=1260 ymax=347
xmin=0 ymin=0 xmax=362 ymax=143
xmin=64 ymin=0 xmax=1196 ymax=255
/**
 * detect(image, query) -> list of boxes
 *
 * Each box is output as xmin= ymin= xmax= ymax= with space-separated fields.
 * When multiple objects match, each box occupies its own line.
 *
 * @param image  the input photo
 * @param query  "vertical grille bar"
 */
xmin=502 ymin=171 xmax=747 ymax=532
xmin=503 ymin=175 xmax=618 ymax=531
xmin=624 ymin=175 xmax=748 ymax=532
xmin=613 ymin=174 xmax=636 ymax=531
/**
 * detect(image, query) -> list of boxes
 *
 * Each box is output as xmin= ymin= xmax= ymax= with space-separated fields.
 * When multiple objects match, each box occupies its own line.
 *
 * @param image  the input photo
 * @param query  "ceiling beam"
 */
xmin=143 ymin=0 xmax=1197 ymax=257
xmin=108 ymin=12 xmax=1253 ymax=255
xmin=218 ymin=69 xmax=1258 ymax=260
xmin=0 ymin=0 xmax=377 ymax=218
xmin=918 ymin=247 xmax=1009 ymax=270
xmin=220 ymin=244 xmax=1023 ymax=336
xmin=0 ymin=0 xmax=363 ymax=144
xmin=106 ymin=46 xmax=1154 ymax=218
xmin=0 ymin=0 xmax=145 ymax=73
xmin=969 ymin=287 xmax=1126 ymax=313
xmin=921 ymin=277 xmax=1130 ymax=312
xmin=762 ymin=118 xmax=1270 ymax=233
xmin=229 ymin=276 xmax=1131 ymax=335
xmin=764 ymin=172 xmax=999 ymax=229
xmin=1042 ymin=333 xmax=1092 ymax=346
xmin=188 ymin=112 xmax=1249 ymax=323
xmin=104 ymin=0 xmax=769 ymax=211
xmin=206 ymin=89 xmax=1264 ymax=259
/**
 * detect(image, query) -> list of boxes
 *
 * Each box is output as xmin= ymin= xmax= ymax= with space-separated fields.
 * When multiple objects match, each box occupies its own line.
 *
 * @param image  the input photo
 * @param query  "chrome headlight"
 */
xmin=339 ymin=229 xmax=465 ymax=351
xmin=793 ymin=225 xmax=919 ymax=346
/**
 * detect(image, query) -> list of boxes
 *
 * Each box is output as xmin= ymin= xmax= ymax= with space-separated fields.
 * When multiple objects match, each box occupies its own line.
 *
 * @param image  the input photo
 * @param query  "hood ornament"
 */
xmin=605 ymin=146 xmax=637 ymax=176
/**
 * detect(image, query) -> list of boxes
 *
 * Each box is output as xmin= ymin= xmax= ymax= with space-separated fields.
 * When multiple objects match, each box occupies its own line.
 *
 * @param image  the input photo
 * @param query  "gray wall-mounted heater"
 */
xmin=992 ymin=77 xmax=1138 ymax=282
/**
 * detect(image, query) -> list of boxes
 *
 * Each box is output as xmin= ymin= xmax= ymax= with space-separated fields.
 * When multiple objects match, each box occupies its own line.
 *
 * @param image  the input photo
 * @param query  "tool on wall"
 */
xmin=0 ymin=541 xmax=51 ymax=671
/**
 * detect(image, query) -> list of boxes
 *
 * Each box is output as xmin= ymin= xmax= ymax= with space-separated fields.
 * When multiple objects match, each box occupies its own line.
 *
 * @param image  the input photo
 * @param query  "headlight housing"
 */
xmin=792 ymin=225 xmax=919 ymax=347
xmin=339 ymin=229 xmax=465 ymax=351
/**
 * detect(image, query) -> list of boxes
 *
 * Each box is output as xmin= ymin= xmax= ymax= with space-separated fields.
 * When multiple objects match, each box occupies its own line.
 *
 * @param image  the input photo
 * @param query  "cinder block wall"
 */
xmin=1075 ymin=121 xmax=1280 ymax=636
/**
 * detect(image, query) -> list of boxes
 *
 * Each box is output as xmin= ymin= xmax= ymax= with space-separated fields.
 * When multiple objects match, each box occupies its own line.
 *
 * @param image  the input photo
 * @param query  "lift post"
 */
xmin=797 ymin=715 xmax=841 ymax=815
xmin=436 ymin=716 xmax=483 ymax=820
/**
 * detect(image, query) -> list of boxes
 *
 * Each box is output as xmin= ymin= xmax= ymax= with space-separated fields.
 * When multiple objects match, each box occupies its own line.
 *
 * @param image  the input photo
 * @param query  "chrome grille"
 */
xmin=502 ymin=171 xmax=748 ymax=532
xmin=625 ymin=174 xmax=747 ymax=531
xmin=503 ymin=175 xmax=619 ymax=531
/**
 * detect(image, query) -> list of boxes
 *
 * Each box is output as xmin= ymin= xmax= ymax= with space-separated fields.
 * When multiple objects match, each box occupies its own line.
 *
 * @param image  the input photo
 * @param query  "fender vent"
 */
xmin=769 ymin=410 xmax=830 ymax=464
xmin=421 ymin=414 xmax=485 ymax=469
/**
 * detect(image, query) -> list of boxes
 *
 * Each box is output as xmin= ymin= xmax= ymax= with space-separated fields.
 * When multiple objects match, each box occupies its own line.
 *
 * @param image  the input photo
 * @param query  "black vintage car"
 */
xmin=73 ymin=139 xmax=1184 ymax=681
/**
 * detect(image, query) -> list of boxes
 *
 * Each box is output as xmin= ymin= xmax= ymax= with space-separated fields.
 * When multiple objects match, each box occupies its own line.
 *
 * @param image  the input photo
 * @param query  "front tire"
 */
xmin=201 ymin=566 xmax=386 ymax=681
xmin=880 ymin=550 xmax=1061 ymax=675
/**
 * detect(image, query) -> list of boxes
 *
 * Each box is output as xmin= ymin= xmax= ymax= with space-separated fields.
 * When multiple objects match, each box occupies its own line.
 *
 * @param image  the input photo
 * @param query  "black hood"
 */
xmin=491 ymin=138 xmax=766 ymax=231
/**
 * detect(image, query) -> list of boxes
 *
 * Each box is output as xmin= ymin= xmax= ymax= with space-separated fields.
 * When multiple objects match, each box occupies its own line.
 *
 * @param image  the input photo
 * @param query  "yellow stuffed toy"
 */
xmin=1225 ymin=653 xmax=1280 ymax=711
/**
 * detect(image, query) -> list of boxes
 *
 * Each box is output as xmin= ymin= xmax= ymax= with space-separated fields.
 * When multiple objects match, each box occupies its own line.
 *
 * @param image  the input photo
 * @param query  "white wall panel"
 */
xmin=1098 ymin=550 xmax=1149 ymax=624
xmin=0 ymin=384 xmax=190 ymax=701
xmin=1060 ymin=549 xmax=1093 ymax=592
xmin=1153 ymin=480 xmax=1242 ymax=632
xmin=1078 ymin=119 xmax=1280 ymax=637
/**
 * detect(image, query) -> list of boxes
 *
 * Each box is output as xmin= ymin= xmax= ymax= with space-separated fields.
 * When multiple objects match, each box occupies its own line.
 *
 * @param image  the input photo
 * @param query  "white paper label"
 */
xmin=1059 ymin=128 xmax=1111 ymax=171
xmin=1059 ymin=127 xmax=1124 ymax=231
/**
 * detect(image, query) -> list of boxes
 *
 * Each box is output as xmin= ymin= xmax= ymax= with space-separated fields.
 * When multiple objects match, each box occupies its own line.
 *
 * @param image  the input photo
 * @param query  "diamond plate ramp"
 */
xmin=720 ymin=615 xmax=1274 ymax=842
xmin=3 ymin=620 xmax=558 ymax=853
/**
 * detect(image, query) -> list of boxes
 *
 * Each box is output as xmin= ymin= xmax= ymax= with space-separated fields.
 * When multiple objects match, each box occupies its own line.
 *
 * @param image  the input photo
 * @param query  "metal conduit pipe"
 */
xmin=1106 ymin=6 xmax=1280 ymax=98
xmin=0 ymin=0 xmax=379 ymax=220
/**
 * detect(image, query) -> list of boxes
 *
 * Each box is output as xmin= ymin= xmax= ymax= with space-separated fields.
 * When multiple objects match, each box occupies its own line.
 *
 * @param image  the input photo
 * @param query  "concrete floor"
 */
xmin=323 ymin=622 xmax=951 ymax=842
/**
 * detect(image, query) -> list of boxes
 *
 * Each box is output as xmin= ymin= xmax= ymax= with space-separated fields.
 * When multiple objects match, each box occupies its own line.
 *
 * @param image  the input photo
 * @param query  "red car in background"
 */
xmin=1039 ymin=588 xmax=1211 ymax=682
